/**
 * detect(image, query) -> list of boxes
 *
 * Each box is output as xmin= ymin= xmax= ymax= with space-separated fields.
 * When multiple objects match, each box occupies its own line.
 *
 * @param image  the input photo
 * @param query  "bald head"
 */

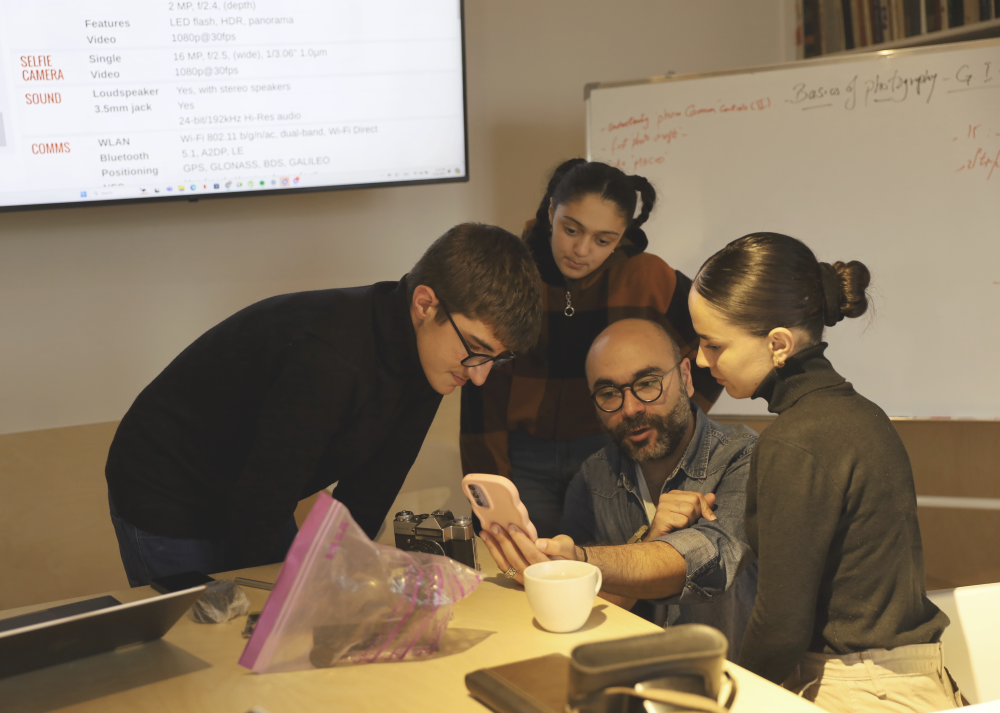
xmin=586 ymin=319 xmax=682 ymax=388
xmin=586 ymin=319 xmax=694 ymax=463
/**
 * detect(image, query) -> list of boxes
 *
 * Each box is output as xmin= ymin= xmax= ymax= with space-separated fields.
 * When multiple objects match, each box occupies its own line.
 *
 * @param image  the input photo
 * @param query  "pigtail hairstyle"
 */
xmin=628 ymin=174 xmax=657 ymax=227
xmin=624 ymin=174 xmax=657 ymax=244
xmin=693 ymin=232 xmax=871 ymax=344
xmin=528 ymin=159 xmax=657 ymax=246
xmin=527 ymin=158 xmax=588 ymax=246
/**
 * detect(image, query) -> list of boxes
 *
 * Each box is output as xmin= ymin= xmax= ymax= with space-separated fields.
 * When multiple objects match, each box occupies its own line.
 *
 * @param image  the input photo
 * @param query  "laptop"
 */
xmin=0 ymin=586 xmax=206 ymax=679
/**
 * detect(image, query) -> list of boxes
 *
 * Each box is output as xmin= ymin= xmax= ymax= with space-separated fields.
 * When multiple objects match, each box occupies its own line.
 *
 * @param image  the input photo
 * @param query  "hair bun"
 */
xmin=694 ymin=233 xmax=874 ymax=343
xmin=832 ymin=260 xmax=871 ymax=319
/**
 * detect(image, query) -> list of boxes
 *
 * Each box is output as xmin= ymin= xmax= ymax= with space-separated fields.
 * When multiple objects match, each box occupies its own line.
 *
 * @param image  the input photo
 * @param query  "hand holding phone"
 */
xmin=461 ymin=474 xmax=538 ymax=541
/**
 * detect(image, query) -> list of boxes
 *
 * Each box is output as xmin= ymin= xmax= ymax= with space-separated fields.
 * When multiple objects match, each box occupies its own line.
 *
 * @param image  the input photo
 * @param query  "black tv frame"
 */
xmin=1 ymin=0 xmax=468 ymax=213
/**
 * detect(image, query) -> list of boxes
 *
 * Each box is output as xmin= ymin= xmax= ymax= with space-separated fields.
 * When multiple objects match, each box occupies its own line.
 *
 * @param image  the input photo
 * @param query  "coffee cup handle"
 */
xmin=594 ymin=568 xmax=602 ymax=596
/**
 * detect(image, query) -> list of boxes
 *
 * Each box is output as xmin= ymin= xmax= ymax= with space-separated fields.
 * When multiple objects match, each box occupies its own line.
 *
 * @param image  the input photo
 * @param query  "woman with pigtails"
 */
xmin=460 ymin=158 xmax=722 ymax=538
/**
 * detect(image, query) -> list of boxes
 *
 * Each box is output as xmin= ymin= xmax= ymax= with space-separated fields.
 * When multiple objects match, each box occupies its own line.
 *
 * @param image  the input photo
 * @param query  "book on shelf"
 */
xmin=879 ymin=0 xmax=894 ymax=41
xmin=788 ymin=0 xmax=806 ymax=60
xmin=965 ymin=0 xmax=980 ymax=23
xmin=894 ymin=0 xmax=908 ymax=38
xmin=821 ymin=0 xmax=848 ymax=53
xmin=853 ymin=0 xmax=872 ymax=46
xmin=843 ymin=0 xmax=857 ymax=48
xmin=871 ymin=0 xmax=885 ymax=42
xmin=949 ymin=0 xmax=964 ymax=26
xmin=926 ymin=0 xmax=940 ymax=32
xmin=798 ymin=0 xmax=999 ymax=55
xmin=904 ymin=0 xmax=922 ymax=36
xmin=804 ymin=0 xmax=822 ymax=56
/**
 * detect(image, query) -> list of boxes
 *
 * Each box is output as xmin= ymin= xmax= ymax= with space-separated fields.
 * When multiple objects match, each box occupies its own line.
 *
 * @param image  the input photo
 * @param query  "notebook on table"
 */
xmin=465 ymin=653 xmax=571 ymax=713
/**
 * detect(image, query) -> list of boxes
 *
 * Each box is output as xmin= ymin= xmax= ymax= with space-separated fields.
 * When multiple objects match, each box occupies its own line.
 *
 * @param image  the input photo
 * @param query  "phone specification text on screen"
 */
xmin=7 ymin=0 xmax=465 ymax=197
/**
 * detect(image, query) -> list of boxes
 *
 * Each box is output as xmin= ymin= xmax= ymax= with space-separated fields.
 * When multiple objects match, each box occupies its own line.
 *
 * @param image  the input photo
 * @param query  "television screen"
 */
xmin=0 ymin=0 xmax=467 ymax=211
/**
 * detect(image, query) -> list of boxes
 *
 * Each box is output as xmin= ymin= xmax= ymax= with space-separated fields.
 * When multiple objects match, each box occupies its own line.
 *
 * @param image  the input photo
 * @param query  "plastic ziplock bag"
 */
xmin=239 ymin=492 xmax=483 ymax=673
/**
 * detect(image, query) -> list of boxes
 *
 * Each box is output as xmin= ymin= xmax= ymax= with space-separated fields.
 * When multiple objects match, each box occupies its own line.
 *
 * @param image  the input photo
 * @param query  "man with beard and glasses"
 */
xmin=480 ymin=319 xmax=759 ymax=656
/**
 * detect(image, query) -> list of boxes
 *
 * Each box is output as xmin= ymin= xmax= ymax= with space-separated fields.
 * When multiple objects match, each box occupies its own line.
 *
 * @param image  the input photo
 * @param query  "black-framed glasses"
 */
xmin=442 ymin=306 xmax=515 ymax=368
xmin=590 ymin=361 xmax=683 ymax=413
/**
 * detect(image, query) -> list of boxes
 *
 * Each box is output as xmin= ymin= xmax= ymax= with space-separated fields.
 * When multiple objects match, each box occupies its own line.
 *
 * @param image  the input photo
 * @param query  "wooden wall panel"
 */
xmin=917 ymin=508 xmax=1000 ymax=591
xmin=895 ymin=421 xmax=1000 ymax=499
xmin=1 ymin=403 xmax=995 ymax=609
xmin=0 ymin=422 xmax=127 ymax=610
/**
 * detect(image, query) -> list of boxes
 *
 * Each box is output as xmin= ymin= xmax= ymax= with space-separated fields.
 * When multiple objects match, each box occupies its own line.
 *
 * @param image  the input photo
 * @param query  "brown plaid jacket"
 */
xmin=460 ymin=226 xmax=722 ymax=477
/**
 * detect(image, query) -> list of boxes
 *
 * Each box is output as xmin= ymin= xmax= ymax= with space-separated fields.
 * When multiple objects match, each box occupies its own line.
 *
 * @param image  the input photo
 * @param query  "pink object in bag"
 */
xmin=238 ymin=493 xmax=483 ymax=673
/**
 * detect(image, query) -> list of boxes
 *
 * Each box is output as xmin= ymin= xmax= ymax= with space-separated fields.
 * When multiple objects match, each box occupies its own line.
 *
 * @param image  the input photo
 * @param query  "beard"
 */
xmin=607 ymin=397 xmax=692 ymax=463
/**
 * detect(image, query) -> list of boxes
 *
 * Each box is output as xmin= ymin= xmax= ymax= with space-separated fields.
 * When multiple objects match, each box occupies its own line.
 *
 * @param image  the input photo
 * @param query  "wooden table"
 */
xmin=0 ymin=550 xmax=818 ymax=713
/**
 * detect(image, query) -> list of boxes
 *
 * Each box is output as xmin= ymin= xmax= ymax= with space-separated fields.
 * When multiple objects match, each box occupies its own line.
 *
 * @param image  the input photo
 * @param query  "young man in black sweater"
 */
xmin=106 ymin=223 xmax=543 ymax=586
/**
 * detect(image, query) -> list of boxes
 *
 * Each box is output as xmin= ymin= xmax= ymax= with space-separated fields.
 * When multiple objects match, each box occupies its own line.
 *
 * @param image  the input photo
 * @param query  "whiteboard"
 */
xmin=586 ymin=39 xmax=1000 ymax=419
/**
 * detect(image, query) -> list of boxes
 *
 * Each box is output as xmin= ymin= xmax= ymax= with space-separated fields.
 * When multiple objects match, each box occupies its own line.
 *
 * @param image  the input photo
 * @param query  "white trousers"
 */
xmin=784 ymin=643 xmax=963 ymax=713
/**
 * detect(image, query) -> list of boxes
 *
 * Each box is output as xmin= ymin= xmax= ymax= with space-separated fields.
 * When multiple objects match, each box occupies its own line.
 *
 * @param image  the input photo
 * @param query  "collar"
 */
xmin=372 ymin=275 xmax=428 ymax=380
xmin=619 ymin=401 xmax=711 ymax=497
xmin=751 ymin=342 xmax=846 ymax=414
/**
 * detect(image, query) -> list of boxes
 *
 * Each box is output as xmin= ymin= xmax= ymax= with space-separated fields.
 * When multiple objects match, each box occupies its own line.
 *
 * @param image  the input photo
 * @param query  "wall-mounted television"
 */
xmin=0 ymin=0 xmax=467 ymax=211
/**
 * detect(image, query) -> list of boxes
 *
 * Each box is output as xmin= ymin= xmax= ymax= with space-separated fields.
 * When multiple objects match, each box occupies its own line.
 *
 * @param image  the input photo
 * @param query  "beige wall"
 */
xmin=0 ymin=2 xmax=788 ymax=608
xmin=0 ymin=1 xmax=787 ymax=436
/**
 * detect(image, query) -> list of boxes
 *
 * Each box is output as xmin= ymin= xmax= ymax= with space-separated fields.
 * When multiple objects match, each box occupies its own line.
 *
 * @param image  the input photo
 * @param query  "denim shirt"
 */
xmin=561 ymin=404 xmax=759 ymax=660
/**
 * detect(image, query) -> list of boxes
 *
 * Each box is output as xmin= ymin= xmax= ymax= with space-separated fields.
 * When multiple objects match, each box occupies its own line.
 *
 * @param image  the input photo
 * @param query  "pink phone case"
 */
xmin=461 ymin=474 xmax=538 ymax=541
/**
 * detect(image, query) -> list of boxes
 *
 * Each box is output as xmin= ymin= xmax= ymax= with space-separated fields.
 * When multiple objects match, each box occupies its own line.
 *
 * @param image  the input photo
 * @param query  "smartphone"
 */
xmin=150 ymin=571 xmax=214 ymax=595
xmin=461 ymin=473 xmax=538 ymax=541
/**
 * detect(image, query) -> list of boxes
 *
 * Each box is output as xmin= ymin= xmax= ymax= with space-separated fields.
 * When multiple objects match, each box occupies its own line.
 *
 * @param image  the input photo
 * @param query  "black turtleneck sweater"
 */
xmin=106 ymin=278 xmax=442 ymax=569
xmin=737 ymin=343 xmax=947 ymax=684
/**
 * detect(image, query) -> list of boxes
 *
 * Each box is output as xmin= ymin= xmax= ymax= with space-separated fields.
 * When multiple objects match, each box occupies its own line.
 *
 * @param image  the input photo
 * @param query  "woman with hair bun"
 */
xmin=689 ymin=233 xmax=957 ymax=712
xmin=461 ymin=159 xmax=722 ymax=538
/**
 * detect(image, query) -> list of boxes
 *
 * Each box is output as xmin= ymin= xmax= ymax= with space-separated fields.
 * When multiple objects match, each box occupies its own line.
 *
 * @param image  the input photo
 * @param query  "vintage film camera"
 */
xmin=393 ymin=509 xmax=479 ymax=570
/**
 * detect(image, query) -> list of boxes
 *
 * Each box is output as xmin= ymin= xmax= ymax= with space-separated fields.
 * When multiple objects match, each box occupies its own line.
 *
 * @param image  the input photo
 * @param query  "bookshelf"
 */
xmin=843 ymin=14 xmax=1000 ymax=51
xmin=795 ymin=0 xmax=1000 ymax=57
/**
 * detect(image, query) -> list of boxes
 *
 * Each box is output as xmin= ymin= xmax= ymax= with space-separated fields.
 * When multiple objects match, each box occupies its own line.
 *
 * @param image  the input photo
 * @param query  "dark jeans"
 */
xmin=507 ymin=430 xmax=611 ymax=539
xmin=108 ymin=492 xmax=298 ymax=588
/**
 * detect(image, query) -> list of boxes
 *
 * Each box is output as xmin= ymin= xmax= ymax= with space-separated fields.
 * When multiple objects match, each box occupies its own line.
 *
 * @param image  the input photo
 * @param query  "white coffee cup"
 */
xmin=523 ymin=560 xmax=603 ymax=633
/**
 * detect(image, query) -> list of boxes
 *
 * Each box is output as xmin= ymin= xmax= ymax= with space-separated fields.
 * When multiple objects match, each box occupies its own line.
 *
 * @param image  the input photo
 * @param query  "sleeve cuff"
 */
xmin=649 ymin=527 xmax=723 ymax=604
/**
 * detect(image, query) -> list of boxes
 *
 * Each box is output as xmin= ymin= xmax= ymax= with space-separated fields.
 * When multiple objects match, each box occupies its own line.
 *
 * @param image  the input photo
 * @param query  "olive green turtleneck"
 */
xmin=738 ymin=343 xmax=948 ymax=684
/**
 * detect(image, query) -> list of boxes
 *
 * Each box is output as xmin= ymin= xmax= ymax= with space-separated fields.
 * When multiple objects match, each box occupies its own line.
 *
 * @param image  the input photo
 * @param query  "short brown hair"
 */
xmin=408 ymin=223 xmax=543 ymax=353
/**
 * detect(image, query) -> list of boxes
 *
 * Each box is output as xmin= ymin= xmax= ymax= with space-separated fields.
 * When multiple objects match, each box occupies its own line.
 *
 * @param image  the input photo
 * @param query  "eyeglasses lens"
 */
xmin=594 ymin=376 xmax=663 ymax=413
xmin=594 ymin=389 xmax=622 ymax=412
xmin=461 ymin=355 xmax=492 ymax=367
xmin=461 ymin=354 xmax=514 ymax=368
xmin=633 ymin=377 xmax=663 ymax=400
